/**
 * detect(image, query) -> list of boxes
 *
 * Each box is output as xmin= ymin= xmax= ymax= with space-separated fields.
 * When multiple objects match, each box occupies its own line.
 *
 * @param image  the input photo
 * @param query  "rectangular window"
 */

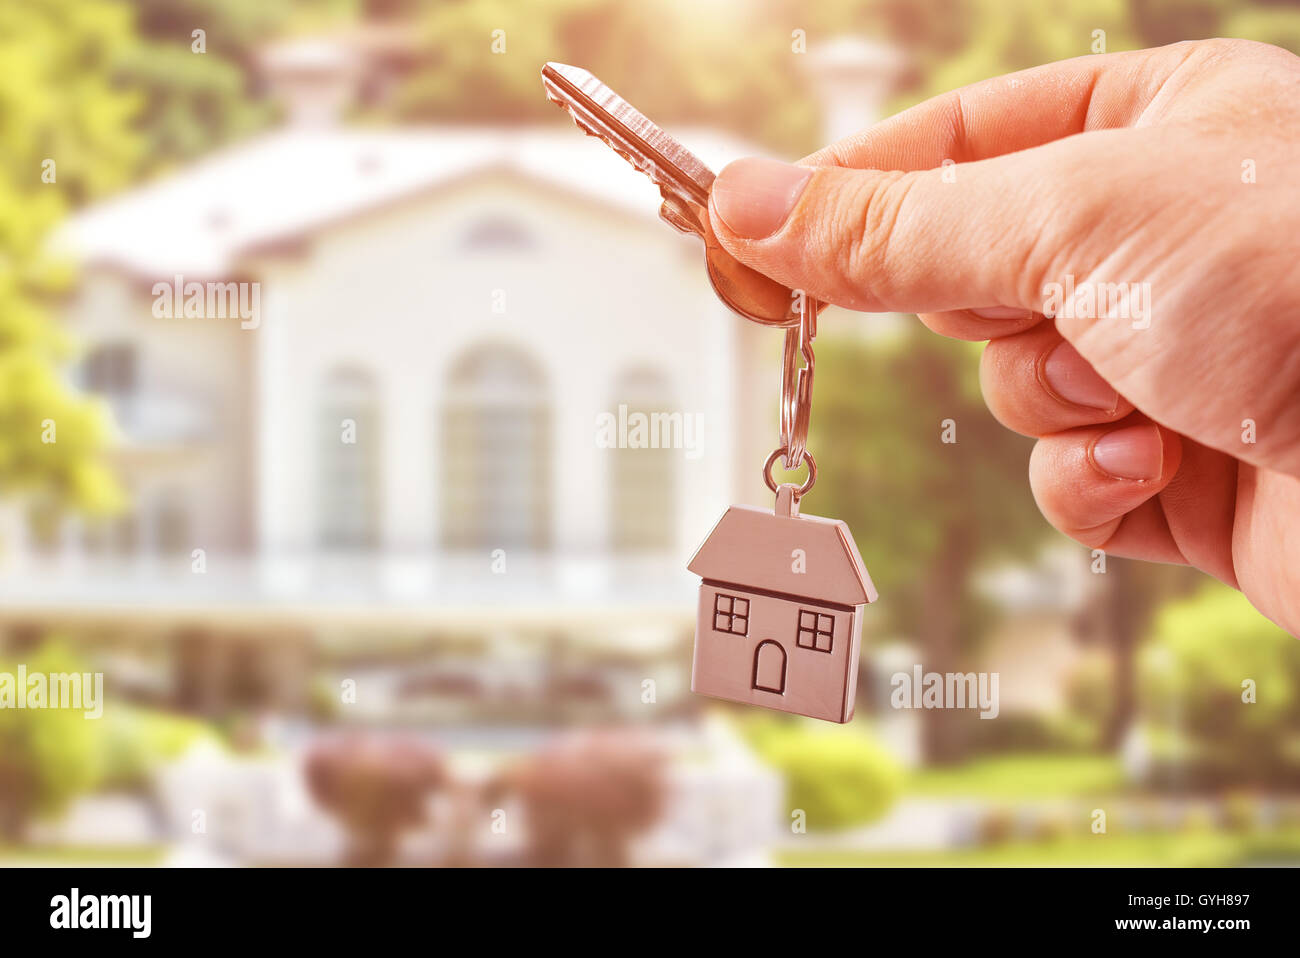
xmin=797 ymin=609 xmax=834 ymax=652
xmin=84 ymin=344 xmax=137 ymax=398
xmin=713 ymin=592 xmax=749 ymax=635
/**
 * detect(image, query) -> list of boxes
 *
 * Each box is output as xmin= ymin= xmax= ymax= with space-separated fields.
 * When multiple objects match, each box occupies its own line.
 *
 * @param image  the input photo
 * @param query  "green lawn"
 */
xmin=780 ymin=753 xmax=1300 ymax=867
xmin=778 ymin=829 xmax=1300 ymax=868
xmin=0 ymin=843 xmax=166 ymax=866
xmin=905 ymin=753 xmax=1127 ymax=801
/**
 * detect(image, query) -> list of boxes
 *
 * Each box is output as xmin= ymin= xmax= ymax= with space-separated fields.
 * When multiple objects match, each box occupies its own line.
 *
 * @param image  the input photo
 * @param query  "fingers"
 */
xmin=1150 ymin=438 xmax=1239 ymax=586
xmin=981 ymin=323 xmax=1185 ymax=565
xmin=1029 ymin=422 xmax=1242 ymax=584
xmin=976 ymin=324 xmax=1233 ymax=572
xmin=801 ymin=45 xmax=1197 ymax=171
xmin=918 ymin=308 xmax=1041 ymax=342
xmin=979 ymin=321 xmax=1132 ymax=437
xmin=1028 ymin=417 xmax=1184 ymax=559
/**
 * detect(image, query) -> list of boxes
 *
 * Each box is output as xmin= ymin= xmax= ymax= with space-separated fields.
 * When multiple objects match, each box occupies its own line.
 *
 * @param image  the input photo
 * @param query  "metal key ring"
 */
xmin=764 ymin=446 xmax=817 ymax=499
xmin=780 ymin=295 xmax=817 ymax=468
xmin=706 ymin=250 xmax=818 ymax=328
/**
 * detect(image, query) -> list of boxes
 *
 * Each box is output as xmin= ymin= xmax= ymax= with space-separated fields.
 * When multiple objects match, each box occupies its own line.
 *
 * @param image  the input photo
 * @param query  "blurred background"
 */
xmin=2 ymin=0 xmax=1299 ymax=867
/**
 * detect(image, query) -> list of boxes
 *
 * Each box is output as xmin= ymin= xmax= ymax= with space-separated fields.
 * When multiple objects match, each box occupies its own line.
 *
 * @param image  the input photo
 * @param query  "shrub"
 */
xmin=1139 ymin=584 xmax=1300 ymax=788
xmin=99 ymin=707 xmax=212 ymax=790
xmin=746 ymin=718 xmax=902 ymax=830
xmin=306 ymin=735 xmax=447 ymax=866
xmin=0 ymin=644 xmax=105 ymax=838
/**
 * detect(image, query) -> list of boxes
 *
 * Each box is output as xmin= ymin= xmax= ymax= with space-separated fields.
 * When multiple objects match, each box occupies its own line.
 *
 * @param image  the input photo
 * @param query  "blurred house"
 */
xmin=0 ymin=35 xmax=904 ymax=724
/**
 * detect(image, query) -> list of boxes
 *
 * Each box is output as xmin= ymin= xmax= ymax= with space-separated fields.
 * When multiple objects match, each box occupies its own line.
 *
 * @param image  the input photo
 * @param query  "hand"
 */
xmin=706 ymin=39 xmax=1300 ymax=635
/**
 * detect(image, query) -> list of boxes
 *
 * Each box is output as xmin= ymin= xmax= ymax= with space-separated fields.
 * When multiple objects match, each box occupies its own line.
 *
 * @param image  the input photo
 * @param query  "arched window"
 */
xmin=317 ymin=366 xmax=381 ymax=550
xmin=441 ymin=345 xmax=551 ymax=550
xmin=608 ymin=367 xmax=676 ymax=552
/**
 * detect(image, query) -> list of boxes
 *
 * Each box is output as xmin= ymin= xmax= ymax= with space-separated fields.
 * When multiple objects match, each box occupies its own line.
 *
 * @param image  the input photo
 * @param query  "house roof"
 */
xmin=687 ymin=504 xmax=877 ymax=607
xmin=53 ymin=124 xmax=760 ymax=279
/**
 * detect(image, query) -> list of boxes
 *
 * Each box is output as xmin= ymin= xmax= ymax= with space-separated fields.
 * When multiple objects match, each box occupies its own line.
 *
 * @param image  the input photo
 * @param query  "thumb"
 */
xmin=707 ymin=150 xmax=1090 ymax=316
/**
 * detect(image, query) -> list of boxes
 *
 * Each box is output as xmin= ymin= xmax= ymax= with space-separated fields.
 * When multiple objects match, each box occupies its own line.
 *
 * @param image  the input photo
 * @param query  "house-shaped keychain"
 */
xmin=687 ymin=484 xmax=877 ymax=723
xmin=539 ymin=61 xmax=878 ymax=721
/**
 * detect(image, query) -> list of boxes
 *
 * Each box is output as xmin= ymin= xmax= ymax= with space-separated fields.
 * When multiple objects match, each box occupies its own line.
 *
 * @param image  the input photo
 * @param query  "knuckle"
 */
xmin=834 ymin=170 xmax=916 ymax=302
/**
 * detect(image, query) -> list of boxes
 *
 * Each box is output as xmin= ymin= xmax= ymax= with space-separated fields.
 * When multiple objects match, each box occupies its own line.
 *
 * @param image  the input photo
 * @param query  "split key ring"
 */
xmin=779 ymin=293 xmax=818 ymax=470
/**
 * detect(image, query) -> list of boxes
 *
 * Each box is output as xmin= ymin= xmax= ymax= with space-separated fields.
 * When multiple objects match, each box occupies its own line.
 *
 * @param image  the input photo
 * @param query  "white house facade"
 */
xmin=0 ymin=36 xmax=903 ymax=720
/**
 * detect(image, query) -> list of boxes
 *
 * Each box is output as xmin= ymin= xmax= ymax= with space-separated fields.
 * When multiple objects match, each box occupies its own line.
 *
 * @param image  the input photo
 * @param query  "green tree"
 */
xmin=809 ymin=327 xmax=1044 ymax=763
xmin=117 ymin=0 xmax=293 ymax=176
xmin=1139 ymin=583 xmax=1300 ymax=787
xmin=0 ymin=0 xmax=146 ymax=515
xmin=390 ymin=0 xmax=818 ymax=154
xmin=1132 ymin=0 xmax=1300 ymax=51
xmin=923 ymin=0 xmax=1136 ymax=98
xmin=896 ymin=0 xmax=1300 ymax=110
xmin=1074 ymin=559 xmax=1202 ymax=749
xmin=1220 ymin=4 xmax=1300 ymax=55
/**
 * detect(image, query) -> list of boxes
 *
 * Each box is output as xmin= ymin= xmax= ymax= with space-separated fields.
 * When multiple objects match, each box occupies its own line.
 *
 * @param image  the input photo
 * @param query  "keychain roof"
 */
xmin=688 ymin=502 xmax=877 ymax=608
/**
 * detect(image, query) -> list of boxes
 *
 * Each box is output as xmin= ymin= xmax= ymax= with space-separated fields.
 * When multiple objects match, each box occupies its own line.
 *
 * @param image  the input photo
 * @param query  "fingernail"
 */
xmin=1091 ymin=424 xmax=1163 ymax=480
xmin=970 ymin=307 xmax=1030 ymax=320
xmin=1042 ymin=341 xmax=1118 ymax=411
xmin=711 ymin=158 xmax=812 ymax=239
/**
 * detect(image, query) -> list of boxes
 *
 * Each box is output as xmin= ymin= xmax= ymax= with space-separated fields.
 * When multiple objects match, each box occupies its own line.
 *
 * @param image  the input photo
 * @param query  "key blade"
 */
xmin=542 ymin=61 xmax=812 ymax=328
xmin=541 ymin=62 xmax=714 ymax=209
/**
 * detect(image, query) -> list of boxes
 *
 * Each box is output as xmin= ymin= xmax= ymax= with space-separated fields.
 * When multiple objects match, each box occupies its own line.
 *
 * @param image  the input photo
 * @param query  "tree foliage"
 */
xmin=0 ymin=0 xmax=145 ymax=514
xmin=0 ymin=0 xmax=301 ymax=515
xmin=1139 ymin=584 xmax=1300 ymax=787
xmin=118 ymin=0 xmax=292 ymax=175
xmin=0 ymin=645 xmax=105 ymax=838
xmin=391 ymin=0 xmax=818 ymax=154
xmin=809 ymin=327 xmax=1043 ymax=639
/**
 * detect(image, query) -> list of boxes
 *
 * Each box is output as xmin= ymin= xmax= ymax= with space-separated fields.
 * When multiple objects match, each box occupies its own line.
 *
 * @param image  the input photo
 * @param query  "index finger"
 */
xmin=801 ymin=43 xmax=1199 ymax=171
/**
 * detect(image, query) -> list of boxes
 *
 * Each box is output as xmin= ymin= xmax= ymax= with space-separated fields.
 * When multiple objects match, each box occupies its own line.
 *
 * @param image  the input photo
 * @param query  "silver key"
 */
xmin=542 ymin=62 xmax=814 ymax=328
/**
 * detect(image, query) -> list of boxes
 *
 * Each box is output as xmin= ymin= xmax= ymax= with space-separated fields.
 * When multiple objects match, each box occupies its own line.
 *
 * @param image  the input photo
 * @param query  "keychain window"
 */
xmin=797 ymin=610 xmax=835 ymax=653
xmin=713 ymin=594 xmax=749 ymax=635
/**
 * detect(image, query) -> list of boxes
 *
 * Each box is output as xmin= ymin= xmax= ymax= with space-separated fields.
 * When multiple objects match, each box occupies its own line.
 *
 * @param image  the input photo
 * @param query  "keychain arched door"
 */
xmin=751 ymin=640 xmax=787 ymax=694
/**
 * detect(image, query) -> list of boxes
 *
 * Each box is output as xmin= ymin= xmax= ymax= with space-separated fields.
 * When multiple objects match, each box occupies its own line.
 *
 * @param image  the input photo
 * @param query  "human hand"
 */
xmin=706 ymin=39 xmax=1300 ymax=635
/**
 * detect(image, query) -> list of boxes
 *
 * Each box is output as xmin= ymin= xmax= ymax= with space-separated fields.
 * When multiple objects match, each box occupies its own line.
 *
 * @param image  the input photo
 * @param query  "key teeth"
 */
xmin=545 ymin=88 xmax=700 ymax=228
xmin=660 ymin=198 xmax=702 ymax=236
